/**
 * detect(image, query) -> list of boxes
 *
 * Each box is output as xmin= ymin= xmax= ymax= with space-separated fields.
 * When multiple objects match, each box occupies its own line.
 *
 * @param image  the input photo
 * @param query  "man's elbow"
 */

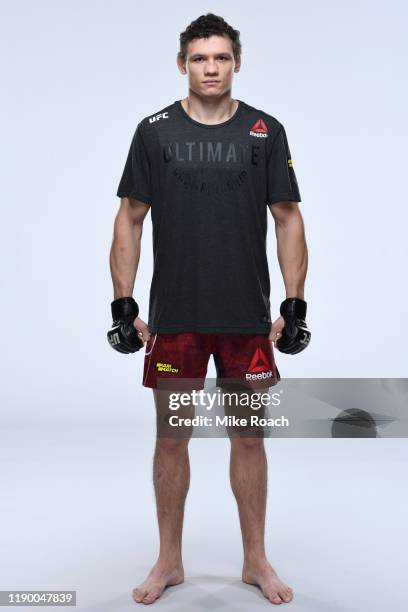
xmin=117 ymin=197 xmax=150 ymax=227
xmin=269 ymin=200 xmax=302 ymax=227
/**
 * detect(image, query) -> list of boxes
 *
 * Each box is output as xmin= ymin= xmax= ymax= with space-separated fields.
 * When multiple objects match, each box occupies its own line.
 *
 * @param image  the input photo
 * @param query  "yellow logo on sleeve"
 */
xmin=288 ymin=159 xmax=293 ymax=168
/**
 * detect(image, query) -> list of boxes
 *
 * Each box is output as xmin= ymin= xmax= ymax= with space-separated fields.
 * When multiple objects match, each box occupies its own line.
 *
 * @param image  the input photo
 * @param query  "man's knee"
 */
xmin=156 ymin=437 xmax=190 ymax=453
xmin=230 ymin=436 xmax=264 ymax=451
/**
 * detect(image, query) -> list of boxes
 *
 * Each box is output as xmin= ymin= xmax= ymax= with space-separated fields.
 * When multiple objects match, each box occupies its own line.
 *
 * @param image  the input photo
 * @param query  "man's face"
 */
xmin=177 ymin=34 xmax=240 ymax=97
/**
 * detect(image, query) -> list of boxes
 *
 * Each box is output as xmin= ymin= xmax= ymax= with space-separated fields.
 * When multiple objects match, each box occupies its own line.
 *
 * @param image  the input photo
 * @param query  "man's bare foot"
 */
xmin=242 ymin=558 xmax=293 ymax=605
xmin=132 ymin=559 xmax=184 ymax=605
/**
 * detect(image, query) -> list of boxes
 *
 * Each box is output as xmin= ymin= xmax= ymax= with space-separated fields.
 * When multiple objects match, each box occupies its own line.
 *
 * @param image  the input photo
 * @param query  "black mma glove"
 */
xmin=107 ymin=297 xmax=144 ymax=353
xmin=276 ymin=298 xmax=311 ymax=355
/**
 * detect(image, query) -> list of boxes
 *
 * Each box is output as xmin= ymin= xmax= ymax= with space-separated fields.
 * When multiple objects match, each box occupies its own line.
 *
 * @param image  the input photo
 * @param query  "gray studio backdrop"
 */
xmin=1 ymin=0 xmax=407 ymax=424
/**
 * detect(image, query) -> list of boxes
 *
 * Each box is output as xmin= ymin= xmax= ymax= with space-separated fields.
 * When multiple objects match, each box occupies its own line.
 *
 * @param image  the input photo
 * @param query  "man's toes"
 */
xmin=132 ymin=588 xmax=147 ymax=603
xmin=280 ymin=587 xmax=293 ymax=602
xmin=143 ymin=587 xmax=162 ymax=604
xmin=266 ymin=591 xmax=282 ymax=604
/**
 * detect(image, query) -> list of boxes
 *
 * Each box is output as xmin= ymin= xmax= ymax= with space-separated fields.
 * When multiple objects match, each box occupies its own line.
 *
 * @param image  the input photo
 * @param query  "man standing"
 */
xmin=108 ymin=13 xmax=310 ymax=606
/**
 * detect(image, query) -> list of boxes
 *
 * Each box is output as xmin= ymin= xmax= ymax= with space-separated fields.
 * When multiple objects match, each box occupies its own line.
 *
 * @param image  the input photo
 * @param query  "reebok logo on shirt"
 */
xmin=249 ymin=118 xmax=268 ymax=138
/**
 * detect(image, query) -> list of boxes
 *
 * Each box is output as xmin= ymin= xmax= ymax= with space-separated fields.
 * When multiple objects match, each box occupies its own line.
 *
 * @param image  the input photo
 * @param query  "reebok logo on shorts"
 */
xmin=245 ymin=347 xmax=273 ymax=381
xmin=155 ymin=362 xmax=180 ymax=373
xmin=249 ymin=118 xmax=268 ymax=138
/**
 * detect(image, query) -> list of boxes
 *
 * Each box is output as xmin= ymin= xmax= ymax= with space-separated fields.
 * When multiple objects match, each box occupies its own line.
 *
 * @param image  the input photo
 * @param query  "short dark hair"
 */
xmin=178 ymin=13 xmax=241 ymax=62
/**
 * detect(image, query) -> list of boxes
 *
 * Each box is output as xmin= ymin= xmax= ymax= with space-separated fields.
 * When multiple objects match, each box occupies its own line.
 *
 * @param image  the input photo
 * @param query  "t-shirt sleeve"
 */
xmin=266 ymin=125 xmax=301 ymax=205
xmin=116 ymin=123 xmax=151 ymax=204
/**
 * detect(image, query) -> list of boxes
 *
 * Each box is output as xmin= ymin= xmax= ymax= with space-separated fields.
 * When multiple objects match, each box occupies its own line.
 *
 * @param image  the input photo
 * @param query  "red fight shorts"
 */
xmin=143 ymin=333 xmax=280 ymax=390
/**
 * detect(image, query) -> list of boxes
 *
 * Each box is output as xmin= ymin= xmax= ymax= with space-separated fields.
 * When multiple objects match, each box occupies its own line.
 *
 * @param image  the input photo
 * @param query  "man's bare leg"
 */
xmin=133 ymin=389 xmax=191 ymax=605
xmin=229 ymin=435 xmax=293 ymax=605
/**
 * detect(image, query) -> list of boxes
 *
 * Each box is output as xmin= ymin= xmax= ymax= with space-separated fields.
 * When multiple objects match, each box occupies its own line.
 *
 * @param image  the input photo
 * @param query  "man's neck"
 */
xmin=181 ymin=92 xmax=238 ymax=125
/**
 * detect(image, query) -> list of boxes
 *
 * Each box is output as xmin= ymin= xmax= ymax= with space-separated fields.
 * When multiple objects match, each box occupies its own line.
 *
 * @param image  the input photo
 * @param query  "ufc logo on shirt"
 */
xmin=149 ymin=112 xmax=169 ymax=123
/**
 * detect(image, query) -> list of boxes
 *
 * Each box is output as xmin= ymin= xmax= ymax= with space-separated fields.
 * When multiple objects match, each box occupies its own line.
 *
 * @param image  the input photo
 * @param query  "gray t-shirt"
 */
xmin=117 ymin=99 xmax=301 ymax=334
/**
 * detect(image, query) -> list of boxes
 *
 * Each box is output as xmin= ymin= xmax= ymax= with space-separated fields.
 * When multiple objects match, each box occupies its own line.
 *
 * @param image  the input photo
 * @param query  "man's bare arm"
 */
xmin=268 ymin=201 xmax=308 ymax=299
xmin=110 ymin=197 xmax=150 ymax=299
xmin=267 ymin=201 xmax=308 ymax=344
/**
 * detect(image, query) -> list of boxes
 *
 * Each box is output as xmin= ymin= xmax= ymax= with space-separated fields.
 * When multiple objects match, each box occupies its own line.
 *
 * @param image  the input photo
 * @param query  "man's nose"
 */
xmin=204 ymin=60 xmax=218 ymax=74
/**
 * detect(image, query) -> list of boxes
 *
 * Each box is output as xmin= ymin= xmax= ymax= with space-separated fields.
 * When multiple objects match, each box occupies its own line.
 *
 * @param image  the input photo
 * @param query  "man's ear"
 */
xmin=176 ymin=53 xmax=187 ymax=75
xmin=234 ymin=55 xmax=241 ymax=73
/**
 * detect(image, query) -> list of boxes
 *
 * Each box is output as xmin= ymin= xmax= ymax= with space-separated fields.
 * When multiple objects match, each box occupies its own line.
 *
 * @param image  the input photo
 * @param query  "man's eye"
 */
xmin=193 ymin=57 xmax=228 ymax=62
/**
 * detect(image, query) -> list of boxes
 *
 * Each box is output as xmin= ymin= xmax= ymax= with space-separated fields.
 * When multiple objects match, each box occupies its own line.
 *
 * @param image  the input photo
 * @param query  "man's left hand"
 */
xmin=269 ymin=315 xmax=285 ymax=345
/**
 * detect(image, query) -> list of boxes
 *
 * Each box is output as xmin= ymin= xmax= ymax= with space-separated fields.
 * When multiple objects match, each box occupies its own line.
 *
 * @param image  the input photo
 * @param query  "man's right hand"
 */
xmin=107 ymin=297 xmax=144 ymax=353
